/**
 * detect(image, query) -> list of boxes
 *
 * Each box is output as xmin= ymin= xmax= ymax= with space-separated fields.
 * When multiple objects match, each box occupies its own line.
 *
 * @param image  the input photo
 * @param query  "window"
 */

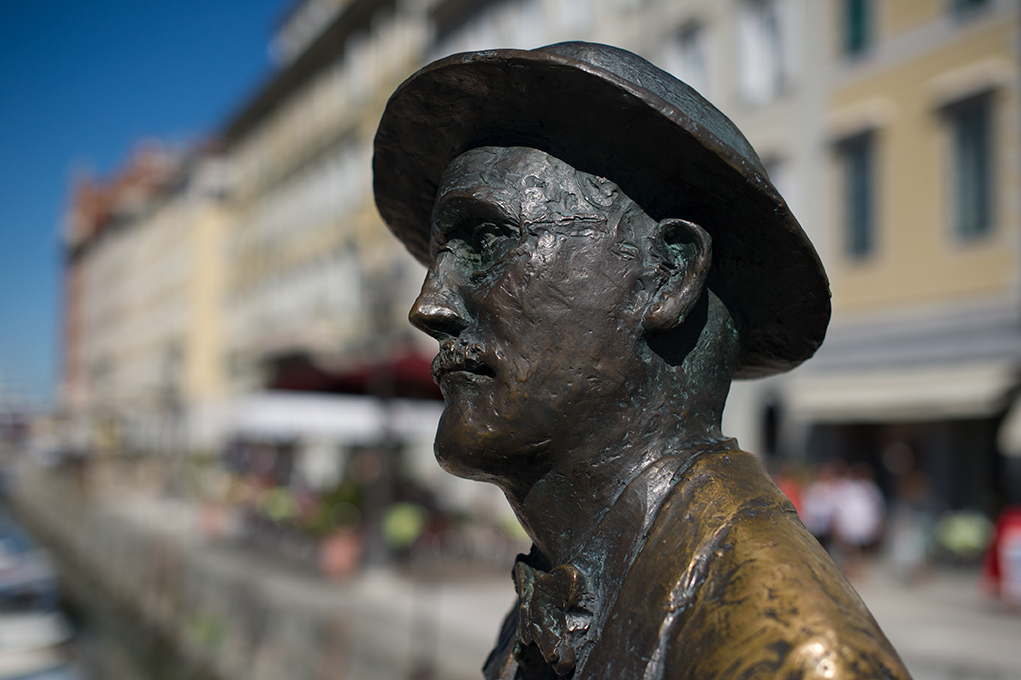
xmin=736 ymin=0 xmax=786 ymax=105
xmin=838 ymin=133 xmax=875 ymax=259
xmin=662 ymin=23 xmax=709 ymax=97
xmin=947 ymin=94 xmax=994 ymax=239
xmin=844 ymin=0 xmax=870 ymax=56
xmin=952 ymin=0 xmax=990 ymax=16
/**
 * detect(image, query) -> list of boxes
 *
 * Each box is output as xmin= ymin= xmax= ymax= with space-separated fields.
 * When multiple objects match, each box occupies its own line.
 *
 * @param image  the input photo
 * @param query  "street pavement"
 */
xmin=396 ymin=560 xmax=1021 ymax=680
xmin=851 ymin=563 xmax=1021 ymax=680
xmin=337 ymin=557 xmax=1021 ymax=680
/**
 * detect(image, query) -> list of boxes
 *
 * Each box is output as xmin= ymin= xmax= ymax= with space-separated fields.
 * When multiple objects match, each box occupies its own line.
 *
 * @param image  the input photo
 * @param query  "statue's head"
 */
xmin=373 ymin=42 xmax=830 ymax=483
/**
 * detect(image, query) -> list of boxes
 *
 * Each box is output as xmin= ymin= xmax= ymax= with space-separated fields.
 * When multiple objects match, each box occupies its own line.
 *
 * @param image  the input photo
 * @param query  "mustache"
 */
xmin=432 ymin=341 xmax=495 ymax=380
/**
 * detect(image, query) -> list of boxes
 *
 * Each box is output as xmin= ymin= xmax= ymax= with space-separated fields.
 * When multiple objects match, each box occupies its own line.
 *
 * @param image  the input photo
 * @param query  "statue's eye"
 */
xmin=440 ymin=219 xmax=518 ymax=279
xmin=445 ymin=221 xmax=515 ymax=269
xmin=471 ymin=221 xmax=516 ymax=264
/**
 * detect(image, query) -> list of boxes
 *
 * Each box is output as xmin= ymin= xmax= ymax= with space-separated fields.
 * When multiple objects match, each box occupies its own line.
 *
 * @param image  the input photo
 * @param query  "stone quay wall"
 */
xmin=8 ymin=461 xmax=506 ymax=680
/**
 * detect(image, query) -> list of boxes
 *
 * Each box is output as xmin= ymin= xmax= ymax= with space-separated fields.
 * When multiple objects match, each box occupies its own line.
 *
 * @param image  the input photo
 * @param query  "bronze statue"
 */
xmin=373 ymin=42 xmax=911 ymax=680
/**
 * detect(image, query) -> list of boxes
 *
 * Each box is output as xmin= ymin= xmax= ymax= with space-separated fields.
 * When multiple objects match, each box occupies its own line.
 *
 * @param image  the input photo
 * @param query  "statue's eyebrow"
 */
xmin=521 ymin=213 xmax=609 ymax=230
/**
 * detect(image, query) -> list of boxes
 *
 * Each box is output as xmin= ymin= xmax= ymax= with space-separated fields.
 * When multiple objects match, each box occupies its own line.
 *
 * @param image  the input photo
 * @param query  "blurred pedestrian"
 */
xmin=801 ymin=460 xmax=844 ymax=551
xmin=771 ymin=461 xmax=804 ymax=517
xmin=832 ymin=462 xmax=885 ymax=577
xmin=983 ymin=505 xmax=1021 ymax=607
xmin=889 ymin=469 xmax=934 ymax=582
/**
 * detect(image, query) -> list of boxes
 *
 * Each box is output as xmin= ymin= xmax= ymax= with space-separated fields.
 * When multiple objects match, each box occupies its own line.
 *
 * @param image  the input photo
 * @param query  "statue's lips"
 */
xmin=432 ymin=352 xmax=496 ymax=383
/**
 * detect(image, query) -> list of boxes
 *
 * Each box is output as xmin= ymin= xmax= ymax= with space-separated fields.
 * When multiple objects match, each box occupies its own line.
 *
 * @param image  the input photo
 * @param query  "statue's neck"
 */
xmin=505 ymin=406 xmax=725 ymax=568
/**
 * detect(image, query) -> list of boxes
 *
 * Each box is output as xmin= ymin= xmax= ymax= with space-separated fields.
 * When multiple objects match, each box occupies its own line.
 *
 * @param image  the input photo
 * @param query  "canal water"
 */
xmin=0 ymin=504 xmax=83 ymax=680
xmin=0 ymin=502 xmax=197 ymax=680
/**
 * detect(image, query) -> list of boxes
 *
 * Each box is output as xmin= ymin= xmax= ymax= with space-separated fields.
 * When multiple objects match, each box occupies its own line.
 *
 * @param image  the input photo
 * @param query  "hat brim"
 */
xmin=373 ymin=44 xmax=830 ymax=378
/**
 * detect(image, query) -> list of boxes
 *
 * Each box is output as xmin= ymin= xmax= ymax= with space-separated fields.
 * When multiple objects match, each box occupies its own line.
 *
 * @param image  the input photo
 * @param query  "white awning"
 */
xmin=785 ymin=361 xmax=1017 ymax=423
xmin=230 ymin=391 xmax=443 ymax=444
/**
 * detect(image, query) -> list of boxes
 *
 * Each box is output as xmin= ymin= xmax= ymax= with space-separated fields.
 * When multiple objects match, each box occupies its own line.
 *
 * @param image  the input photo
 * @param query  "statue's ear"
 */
xmin=643 ymin=218 xmax=712 ymax=331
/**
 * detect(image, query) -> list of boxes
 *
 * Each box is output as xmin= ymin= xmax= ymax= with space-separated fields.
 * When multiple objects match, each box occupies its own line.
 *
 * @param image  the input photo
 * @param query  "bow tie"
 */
xmin=513 ymin=560 xmax=596 ymax=676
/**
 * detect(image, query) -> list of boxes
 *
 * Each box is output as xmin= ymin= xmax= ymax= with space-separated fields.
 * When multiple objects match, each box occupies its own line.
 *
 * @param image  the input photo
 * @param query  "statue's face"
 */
xmin=410 ymin=146 xmax=655 ymax=482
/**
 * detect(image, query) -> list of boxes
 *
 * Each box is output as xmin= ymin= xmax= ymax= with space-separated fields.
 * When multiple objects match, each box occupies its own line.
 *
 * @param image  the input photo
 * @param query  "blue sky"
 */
xmin=0 ymin=1 xmax=284 ymax=404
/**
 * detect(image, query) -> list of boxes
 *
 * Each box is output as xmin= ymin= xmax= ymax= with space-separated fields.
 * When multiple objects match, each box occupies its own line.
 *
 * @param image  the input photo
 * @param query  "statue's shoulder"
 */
xmin=587 ymin=447 xmax=912 ymax=680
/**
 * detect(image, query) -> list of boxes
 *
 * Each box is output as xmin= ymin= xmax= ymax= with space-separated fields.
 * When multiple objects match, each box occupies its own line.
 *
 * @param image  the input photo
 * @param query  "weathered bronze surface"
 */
xmin=374 ymin=42 xmax=911 ymax=680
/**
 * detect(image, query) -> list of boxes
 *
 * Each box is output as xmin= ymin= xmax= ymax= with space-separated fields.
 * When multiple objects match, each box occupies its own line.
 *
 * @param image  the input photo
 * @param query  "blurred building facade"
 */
xmin=59 ymin=0 xmax=1020 ymax=518
xmin=222 ymin=0 xmax=433 ymax=400
xmin=61 ymin=145 xmax=230 ymax=456
xmin=776 ymin=0 xmax=1021 ymax=513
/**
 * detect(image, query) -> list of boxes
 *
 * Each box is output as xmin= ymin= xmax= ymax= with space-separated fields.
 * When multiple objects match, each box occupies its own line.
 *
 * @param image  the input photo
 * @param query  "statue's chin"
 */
xmin=431 ymin=395 xmax=481 ymax=468
xmin=432 ymin=418 xmax=486 ymax=481
xmin=432 ymin=400 xmax=553 ymax=487
xmin=434 ymin=448 xmax=481 ymax=480
xmin=433 ymin=417 xmax=515 ymax=485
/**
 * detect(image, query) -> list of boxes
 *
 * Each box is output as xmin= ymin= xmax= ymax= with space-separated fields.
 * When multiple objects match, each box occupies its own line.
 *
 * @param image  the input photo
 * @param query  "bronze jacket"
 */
xmin=484 ymin=448 xmax=912 ymax=680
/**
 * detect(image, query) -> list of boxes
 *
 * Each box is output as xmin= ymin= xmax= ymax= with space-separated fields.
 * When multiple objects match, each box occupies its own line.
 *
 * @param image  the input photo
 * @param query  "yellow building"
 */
xmin=61 ymin=147 xmax=230 ymax=455
xmin=777 ymin=0 xmax=1021 ymax=511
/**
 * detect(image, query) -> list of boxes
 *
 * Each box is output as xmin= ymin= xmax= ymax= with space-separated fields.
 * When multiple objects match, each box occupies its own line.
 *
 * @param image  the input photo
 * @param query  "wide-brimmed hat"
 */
xmin=373 ymin=42 xmax=830 ymax=378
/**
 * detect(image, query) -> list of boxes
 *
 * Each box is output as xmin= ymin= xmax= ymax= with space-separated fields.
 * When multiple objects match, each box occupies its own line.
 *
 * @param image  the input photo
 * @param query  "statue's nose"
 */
xmin=409 ymin=259 xmax=469 ymax=340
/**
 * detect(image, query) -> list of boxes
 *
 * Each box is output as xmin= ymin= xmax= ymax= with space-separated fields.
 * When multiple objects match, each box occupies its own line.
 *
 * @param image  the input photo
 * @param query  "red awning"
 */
xmin=268 ymin=349 xmax=440 ymax=400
